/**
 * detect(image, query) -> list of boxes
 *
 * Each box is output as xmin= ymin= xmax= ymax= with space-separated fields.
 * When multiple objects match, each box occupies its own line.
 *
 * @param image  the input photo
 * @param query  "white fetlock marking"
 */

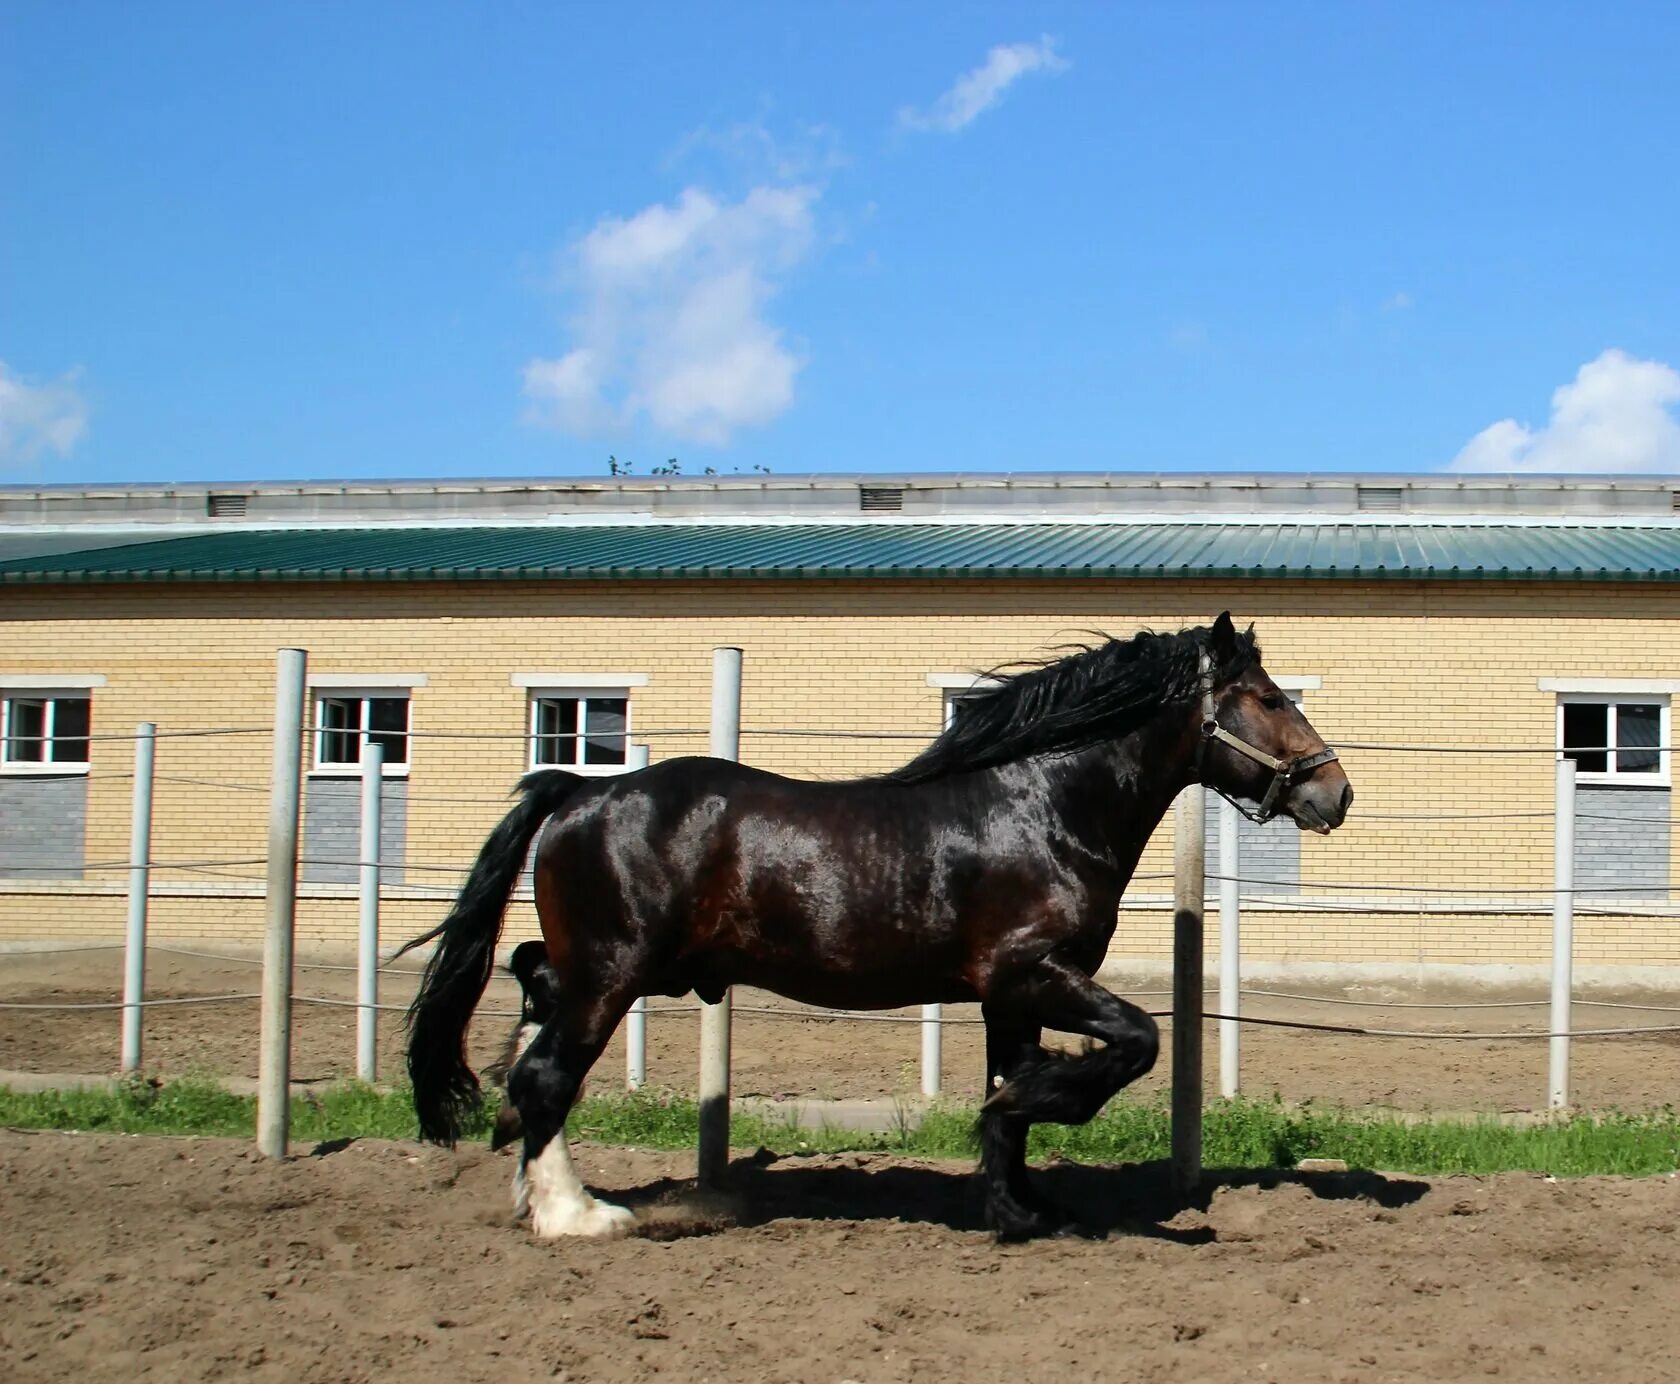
xmin=512 ymin=1159 xmax=531 ymax=1220
xmin=526 ymin=1133 xmax=636 ymax=1240
xmin=511 ymin=1022 xmax=541 ymax=1065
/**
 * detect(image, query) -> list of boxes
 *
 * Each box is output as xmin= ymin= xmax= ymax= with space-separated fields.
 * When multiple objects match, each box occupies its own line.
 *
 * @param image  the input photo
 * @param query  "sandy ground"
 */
xmin=3 ymin=1128 xmax=1678 ymax=1382
xmin=3 ymin=946 xmax=1679 ymax=1112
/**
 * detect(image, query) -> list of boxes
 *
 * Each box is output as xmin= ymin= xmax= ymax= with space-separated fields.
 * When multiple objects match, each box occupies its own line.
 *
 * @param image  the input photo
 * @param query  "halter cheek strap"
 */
xmin=1196 ymin=652 xmax=1340 ymax=824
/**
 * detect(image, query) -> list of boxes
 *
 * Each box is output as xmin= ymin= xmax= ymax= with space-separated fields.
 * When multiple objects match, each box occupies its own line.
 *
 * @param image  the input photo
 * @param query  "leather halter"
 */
xmin=1195 ymin=651 xmax=1340 ymax=824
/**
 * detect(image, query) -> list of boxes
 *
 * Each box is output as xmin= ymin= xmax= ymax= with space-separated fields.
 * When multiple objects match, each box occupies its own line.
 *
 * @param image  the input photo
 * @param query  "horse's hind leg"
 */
xmin=507 ymin=1013 xmax=635 ymax=1239
xmin=489 ymin=941 xmax=565 ymax=1154
xmin=979 ymin=957 xmax=1159 ymax=1241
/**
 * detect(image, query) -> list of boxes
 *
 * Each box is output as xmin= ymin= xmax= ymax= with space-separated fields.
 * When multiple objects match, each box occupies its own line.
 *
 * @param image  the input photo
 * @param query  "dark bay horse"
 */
xmin=402 ymin=613 xmax=1352 ymax=1240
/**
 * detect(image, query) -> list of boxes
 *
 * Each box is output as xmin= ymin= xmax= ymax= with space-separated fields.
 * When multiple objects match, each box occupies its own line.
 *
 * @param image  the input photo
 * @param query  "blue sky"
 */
xmin=5 ymin=2 xmax=1680 ymax=484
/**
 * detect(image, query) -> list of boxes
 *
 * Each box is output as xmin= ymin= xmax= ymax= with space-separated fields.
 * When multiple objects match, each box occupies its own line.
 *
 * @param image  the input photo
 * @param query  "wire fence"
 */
xmin=5 ymin=712 xmax=1680 ymax=1115
xmin=7 ymin=977 xmax=1680 ymax=1042
xmin=29 ymin=717 xmax=1680 ymax=752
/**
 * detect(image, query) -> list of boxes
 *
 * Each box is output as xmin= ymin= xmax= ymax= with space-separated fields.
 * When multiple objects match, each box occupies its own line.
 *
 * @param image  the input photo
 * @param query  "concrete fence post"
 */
xmin=1172 ymin=784 xmax=1207 ymax=1194
xmin=920 ymin=1004 xmax=942 ymax=1099
xmin=258 ymin=648 xmax=307 ymax=1158
xmin=625 ymin=744 xmax=651 ymax=1091
xmin=1549 ymin=757 xmax=1577 ymax=1110
xmin=356 ymin=741 xmax=383 ymax=1083
xmin=120 ymin=722 xmax=156 ymax=1074
xmin=1217 ymin=797 xmax=1241 ymax=1099
xmin=698 ymin=647 xmax=741 ymax=1185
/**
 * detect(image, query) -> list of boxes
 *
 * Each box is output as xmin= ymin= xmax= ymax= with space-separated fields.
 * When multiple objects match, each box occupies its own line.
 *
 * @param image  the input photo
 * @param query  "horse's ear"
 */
xmin=1210 ymin=611 xmax=1237 ymax=658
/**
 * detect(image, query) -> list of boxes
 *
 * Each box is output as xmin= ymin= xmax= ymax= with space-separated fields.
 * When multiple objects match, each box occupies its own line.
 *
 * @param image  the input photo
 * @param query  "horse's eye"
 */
xmin=1260 ymin=693 xmax=1286 ymax=711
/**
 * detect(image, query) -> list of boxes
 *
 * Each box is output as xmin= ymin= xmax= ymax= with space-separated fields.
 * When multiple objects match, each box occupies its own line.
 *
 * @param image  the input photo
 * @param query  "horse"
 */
xmin=400 ymin=613 xmax=1353 ymax=1241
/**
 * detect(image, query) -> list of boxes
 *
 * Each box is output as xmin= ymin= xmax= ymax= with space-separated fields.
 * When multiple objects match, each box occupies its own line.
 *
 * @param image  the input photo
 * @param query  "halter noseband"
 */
xmin=1195 ymin=651 xmax=1340 ymax=824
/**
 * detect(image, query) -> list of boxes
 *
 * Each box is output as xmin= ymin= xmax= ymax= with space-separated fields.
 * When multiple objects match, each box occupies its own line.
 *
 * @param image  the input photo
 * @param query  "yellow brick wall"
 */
xmin=3 ymin=576 xmax=1677 ymax=969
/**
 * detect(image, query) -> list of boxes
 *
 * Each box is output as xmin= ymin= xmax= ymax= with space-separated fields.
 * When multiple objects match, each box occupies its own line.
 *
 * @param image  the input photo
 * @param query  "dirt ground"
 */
xmin=3 ymin=1128 xmax=1679 ymax=1383
xmin=3 ymin=946 xmax=1679 ymax=1112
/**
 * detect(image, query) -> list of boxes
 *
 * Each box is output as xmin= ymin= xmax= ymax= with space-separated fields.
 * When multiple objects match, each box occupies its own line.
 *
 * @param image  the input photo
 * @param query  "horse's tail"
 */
xmin=398 ymin=769 xmax=585 ymax=1145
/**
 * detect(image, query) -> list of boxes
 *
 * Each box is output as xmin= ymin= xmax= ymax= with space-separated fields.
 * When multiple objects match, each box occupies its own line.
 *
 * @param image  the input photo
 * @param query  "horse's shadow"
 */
xmin=615 ymin=1152 xmax=1430 ymax=1244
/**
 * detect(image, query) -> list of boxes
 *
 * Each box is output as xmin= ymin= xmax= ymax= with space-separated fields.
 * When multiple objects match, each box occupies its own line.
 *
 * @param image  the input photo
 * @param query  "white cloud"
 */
xmin=0 ymin=361 xmax=88 ymax=468
xmin=1381 ymin=291 xmax=1414 ymax=312
xmin=898 ymin=36 xmax=1068 ymax=134
xmin=1449 ymin=350 xmax=1680 ymax=474
xmin=666 ymin=117 xmax=846 ymax=184
xmin=523 ymin=184 xmax=817 ymax=446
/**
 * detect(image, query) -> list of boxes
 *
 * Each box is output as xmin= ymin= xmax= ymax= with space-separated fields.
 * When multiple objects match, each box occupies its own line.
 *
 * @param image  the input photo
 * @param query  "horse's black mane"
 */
xmin=885 ymin=622 xmax=1260 ymax=785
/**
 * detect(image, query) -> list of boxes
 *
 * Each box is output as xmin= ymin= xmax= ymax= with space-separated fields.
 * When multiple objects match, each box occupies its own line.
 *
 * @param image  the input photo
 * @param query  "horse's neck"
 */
xmin=1047 ymin=722 xmax=1198 ymax=867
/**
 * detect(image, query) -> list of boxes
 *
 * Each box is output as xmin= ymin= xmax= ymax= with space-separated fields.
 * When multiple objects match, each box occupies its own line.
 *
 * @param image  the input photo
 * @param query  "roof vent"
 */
xmin=207 ymin=493 xmax=250 ymax=518
xmin=859 ymin=485 xmax=904 ymax=513
xmin=1356 ymin=485 xmax=1403 ymax=513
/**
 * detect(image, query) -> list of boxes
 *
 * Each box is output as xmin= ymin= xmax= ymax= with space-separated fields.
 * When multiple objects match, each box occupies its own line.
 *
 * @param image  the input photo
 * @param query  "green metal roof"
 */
xmin=2 ymin=522 xmax=1679 ymax=584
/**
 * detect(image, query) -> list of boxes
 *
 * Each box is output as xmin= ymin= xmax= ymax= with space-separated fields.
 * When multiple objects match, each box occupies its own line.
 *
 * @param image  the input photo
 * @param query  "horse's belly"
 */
xmin=727 ymin=959 xmax=977 ymax=1012
xmin=705 ymin=904 xmax=968 ymax=1008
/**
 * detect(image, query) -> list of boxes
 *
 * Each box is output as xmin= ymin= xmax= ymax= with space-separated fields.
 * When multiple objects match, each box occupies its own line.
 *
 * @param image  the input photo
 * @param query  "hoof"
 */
xmin=986 ymin=1199 xmax=1073 ymax=1243
xmin=986 ymin=1186 xmax=1105 ymax=1243
xmin=1044 ymin=1217 xmax=1106 ymax=1242
xmin=531 ymin=1197 xmax=638 ymax=1241
xmin=491 ymin=1102 xmax=524 ymax=1152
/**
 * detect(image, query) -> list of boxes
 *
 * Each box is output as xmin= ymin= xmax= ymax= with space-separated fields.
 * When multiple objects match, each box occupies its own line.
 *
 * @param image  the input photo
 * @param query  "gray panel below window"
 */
xmin=1204 ymin=795 xmax=1302 ymax=895
xmin=302 ymin=779 xmax=408 ymax=885
xmin=1575 ymin=785 xmax=1669 ymax=899
xmin=0 ymin=775 xmax=88 ymax=880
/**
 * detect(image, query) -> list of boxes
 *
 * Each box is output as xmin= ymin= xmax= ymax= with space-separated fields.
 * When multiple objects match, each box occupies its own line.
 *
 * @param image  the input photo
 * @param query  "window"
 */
xmin=301 ymin=678 xmax=421 ymax=882
xmin=943 ymin=690 xmax=984 ymax=730
xmin=1559 ymin=696 xmax=1669 ymax=786
xmin=1546 ymin=684 xmax=1674 ymax=897
xmin=1 ymin=692 xmax=92 ymax=771
xmin=0 ymin=678 xmax=100 ymax=878
xmin=927 ymin=673 xmax=1002 ymax=732
xmin=529 ymin=693 xmax=630 ymax=770
xmin=512 ymin=673 xmax=647 ymax=775
xmin=313 ymin=693 xmax=410 ymax=774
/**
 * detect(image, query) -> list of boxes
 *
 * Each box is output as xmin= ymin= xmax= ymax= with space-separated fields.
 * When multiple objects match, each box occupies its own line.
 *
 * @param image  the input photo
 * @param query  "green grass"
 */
xmin=2 ymin=1080 xmax=1678 ymax=1179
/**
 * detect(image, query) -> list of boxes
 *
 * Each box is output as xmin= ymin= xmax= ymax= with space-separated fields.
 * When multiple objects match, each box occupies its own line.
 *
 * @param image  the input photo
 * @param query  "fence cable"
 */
xmin=6 ymin=989 xmax=1680 ymax=1040
xmin=0 ymin=993 xmax=261 ymax=1011
xmin=13 ymin=854 xmax=1680 ymax=898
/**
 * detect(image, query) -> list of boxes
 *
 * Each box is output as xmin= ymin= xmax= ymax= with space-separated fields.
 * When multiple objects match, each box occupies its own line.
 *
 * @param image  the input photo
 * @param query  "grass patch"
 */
xmin=0 ymin=1078 xmax=493 ymax=1143
xmin=2 ymin=1081 xmax=1677 ymax=1179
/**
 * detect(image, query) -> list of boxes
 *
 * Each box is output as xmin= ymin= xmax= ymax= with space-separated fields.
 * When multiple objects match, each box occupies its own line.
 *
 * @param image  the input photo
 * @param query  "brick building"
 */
xmin=2 ymin=472 xmax=1677 ymax=980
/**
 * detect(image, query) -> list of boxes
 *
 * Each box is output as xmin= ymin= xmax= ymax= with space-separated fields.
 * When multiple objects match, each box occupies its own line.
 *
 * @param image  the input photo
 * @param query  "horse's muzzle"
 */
xmin=1289 ymin=773 xmax=1354 ymax=834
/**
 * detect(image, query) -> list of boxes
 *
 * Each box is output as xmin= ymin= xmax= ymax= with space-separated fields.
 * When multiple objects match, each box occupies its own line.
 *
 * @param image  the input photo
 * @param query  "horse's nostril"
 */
xmin=1339 ymin=783 xmax=1355 ymax=815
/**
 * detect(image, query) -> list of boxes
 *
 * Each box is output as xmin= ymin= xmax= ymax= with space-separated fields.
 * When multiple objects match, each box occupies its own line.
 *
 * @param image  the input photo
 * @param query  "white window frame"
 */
xmin=515 ymin=675 xmax=647 ymax=775
xmin=1554 ymin=693 xmax=1670 ymax=788
xmin=309 ymin=688 xmax=412 ymax=778
xmin=0 ymin=687 xmax=95 ymax=775
xmin=928 ymin=674 xmax=1003 ymax=730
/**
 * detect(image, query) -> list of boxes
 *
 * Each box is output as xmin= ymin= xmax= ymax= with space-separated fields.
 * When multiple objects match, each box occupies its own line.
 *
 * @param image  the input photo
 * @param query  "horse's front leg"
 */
xmin=977 ymin=957 xmax=1159 ymax=1242
xmin=978 ymin=1005 xmax=1046 ymax=1233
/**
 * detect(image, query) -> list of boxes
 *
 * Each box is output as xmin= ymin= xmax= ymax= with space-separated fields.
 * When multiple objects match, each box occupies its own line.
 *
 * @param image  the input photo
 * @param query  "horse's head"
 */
xmin=1196 ymin=612 xmax=1353 ymax=834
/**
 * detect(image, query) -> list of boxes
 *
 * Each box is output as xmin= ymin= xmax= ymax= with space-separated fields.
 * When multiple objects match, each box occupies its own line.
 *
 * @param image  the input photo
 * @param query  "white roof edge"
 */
xmin=306 ymin=673 xmax=430 ymax=689
xmin=0 ymin=673 xmax=108 ymax=689
xmin=510 ymin=673 xmax=651 ymax=689
xmin=8 ymin=512 xmax=1680 ymax=537
xmin=4 ymin=470 xmax=1679 ymax=498
xmin=926 ymin=673 xmax=1005 ymax=689
xmin=1538 ymin=678 xmax=1680 ymax=695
